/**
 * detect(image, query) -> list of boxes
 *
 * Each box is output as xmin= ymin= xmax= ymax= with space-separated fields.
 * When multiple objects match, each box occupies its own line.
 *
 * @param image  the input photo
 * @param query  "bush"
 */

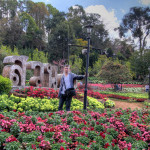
xmin=104 ymin=99 xmax=115 ymax=108
xmin=0 ymin=75 xmax=12 ymax=94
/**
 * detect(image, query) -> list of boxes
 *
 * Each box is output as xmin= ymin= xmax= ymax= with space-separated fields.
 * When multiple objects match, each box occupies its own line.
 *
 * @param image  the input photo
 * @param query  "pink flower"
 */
xmin=6 ymin=135 xmax=18 ymax=142
xmin=39 ymin=140 xmax=51 ymax=149
xmin=0 ymin=114 xmax=4 ymax=119
xmin=37 ymin=135 xmax=44 ymax=142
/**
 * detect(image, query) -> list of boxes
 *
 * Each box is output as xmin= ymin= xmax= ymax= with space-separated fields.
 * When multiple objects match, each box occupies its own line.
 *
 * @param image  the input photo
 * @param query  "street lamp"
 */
xmin=148 ymin=67 xmax=150 ymax=100
xmin=83 ymin=24 xmax=93 ymax=110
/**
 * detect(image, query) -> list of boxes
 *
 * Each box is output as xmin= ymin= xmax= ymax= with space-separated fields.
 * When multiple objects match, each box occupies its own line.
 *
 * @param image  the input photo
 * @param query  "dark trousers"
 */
xmin=58 ymin=94 xmax=72 ymax=111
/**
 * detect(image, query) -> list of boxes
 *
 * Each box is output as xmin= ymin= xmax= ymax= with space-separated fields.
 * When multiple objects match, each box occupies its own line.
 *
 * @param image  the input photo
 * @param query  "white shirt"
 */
xmin=61 ymin=74 xmax=71 ymax=94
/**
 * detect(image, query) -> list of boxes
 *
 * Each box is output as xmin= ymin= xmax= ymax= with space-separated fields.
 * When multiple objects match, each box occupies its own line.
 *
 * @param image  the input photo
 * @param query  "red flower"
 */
xmin=1 ymin=129 xmax=7 ymax=132
xmin=31 ymin=144 xmax=37 ymax=149
xmin=111 ymin=143 xmax=115 ymax=147
xmin=13 ymin=110 xmax=16 ymax=112
xmin=100 ymin=132 xmax=105 ymax=139
xmin=96 ymin=122 xmax=99 ymax=125
xmin=49 ymin=113 xmax=53 ymax=117
xmin=6 ymin=135 xmax=18 ymax=142
xmin=104 ymin=143 xmax=110 ymax=148
xmin=90 ymin=127 xmax=94 ymax=131
xmin=60 ymin=146 xmax=65 ymax=150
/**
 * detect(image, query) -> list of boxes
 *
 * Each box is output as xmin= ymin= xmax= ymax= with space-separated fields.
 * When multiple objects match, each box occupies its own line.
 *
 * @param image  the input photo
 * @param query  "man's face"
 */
xmin=64 ymin=67 xmax=69 ymax=73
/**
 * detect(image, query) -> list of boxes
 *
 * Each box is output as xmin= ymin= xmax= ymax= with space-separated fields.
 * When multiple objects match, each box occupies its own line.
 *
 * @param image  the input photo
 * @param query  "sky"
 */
xmin=32 ymin=0 xmax=150 ymax=46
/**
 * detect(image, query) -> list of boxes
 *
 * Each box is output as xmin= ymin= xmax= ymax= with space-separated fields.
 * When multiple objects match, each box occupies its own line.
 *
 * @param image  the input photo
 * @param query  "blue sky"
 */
xmin=32 ymin=0 xmax=149 ymax=20
xmin=32 ymin=0 xmax=150 ymax=43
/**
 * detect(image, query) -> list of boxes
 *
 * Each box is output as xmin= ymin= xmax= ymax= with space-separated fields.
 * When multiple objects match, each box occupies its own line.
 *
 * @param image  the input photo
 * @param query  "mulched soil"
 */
xmin=76 ymin=96 xmax=147 ymax=110
xmin=112 ymin=100 xmax=145 ymax=110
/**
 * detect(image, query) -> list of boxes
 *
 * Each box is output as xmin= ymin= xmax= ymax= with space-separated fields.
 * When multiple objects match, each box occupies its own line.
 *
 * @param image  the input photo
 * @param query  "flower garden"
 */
xmin=0 ymin=84 xmax=150 ymax=150
xmin=0 ymin=108 xmax=150 ymax=150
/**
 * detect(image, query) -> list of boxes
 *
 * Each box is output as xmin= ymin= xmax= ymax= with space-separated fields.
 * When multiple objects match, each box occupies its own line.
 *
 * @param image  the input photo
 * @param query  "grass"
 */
xmin=98 ymin=90 xmax=148 ymax=99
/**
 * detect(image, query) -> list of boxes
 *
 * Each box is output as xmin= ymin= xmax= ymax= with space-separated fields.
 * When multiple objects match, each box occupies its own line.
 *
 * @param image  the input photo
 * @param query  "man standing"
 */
xmin=58 ymin=65 xmax=85 ymax=111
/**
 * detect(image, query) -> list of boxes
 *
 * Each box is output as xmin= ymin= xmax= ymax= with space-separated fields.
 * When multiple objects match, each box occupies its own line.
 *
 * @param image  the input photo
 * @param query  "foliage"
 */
xmin=0 ymin=45 xmax=19 ymax=56
xmin=104 ymin=99 xmax=115 ymax=108
xmin=30 ymin=48 xmax=48 ymax=63
xmin=99 ymin=61 xmax=132 ymax=84
xmin=0 ymin=45 xmax=19 ymax=74
xmin=90 ymin=55 xmax=108 ymax=76
xmin=0 ymin=94 xmax=104 ymax=112
xmin=99 ymin=91 xmax=148 ymax=99
xmin=0 ymin=75 xmax=12 ymax=94
xmin=87 ymin=96 xmax=105 ymax=109
xmin=26 ymin=70 xmax=34 ymax=81
xmin=0 ymin=1 xmax=149 ymax=81
xmin=69 ymin=55 xmax=83 ymax=74
xmin=119 ymin=7 xmax=150 ymax=54
xmin=130 ymin=50 xmax=150 ymax=80
xmin=0 ymin=109 xmax=149 ymax=149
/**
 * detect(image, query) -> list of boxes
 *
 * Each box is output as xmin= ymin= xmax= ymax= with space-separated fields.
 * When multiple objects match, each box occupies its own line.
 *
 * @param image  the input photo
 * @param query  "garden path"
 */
xmin=112 ymin=100 xmax=144 ymax=110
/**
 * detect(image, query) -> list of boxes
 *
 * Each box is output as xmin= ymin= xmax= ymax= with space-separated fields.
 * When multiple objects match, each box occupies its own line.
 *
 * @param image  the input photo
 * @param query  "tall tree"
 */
xmin=130 ymin=49 xmax=150 ymax=80
xmin=119 ymin=7 xmax=150 ymax=55
xmin=20 ymin=12 xmax=43 ymax=49
xmin=2 ymin=17 xmax=23 ymax=49
xmin=67 ymin=5 xmax=86 ymax=39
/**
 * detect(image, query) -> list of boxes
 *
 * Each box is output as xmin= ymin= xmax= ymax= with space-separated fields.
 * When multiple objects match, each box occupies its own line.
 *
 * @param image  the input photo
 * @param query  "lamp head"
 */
xmin=82 ymin=49 xmax=87 ymax=55
xmin=85 ymin=24 xmax=93 ymax=34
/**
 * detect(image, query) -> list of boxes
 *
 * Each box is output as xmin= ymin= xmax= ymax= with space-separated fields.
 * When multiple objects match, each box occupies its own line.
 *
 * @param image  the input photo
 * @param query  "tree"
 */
xmin=130 ymin=49 xmax=150 ymax=80
xmin=0 ymin=45 xmax=19 ymax=74
xmin=0 ymin=0 xmax=18 ymax=19
xmin=67 ymin=5 xmax=86 ymax=39
xmin=119 ymin=7 xmax=150 ymax=55
xmin=107 ymin=48 xmax=113 ymax=58
xmin=90 ymin=55 xmax=108 ymax=76
xmin=31 ymin=48 xmax=48 ymax=63
xmin=26 ymin=1 xmax=49 ymax=30
xmin=2 ymin=17 xmax=23 ymax=50
xmin=69 ymin=55 xmax=83 ymax=74
xmin=99 ymin=61 xmax=132 ymax=86
xmin=20 ymin=12 xmax=44 ymax=49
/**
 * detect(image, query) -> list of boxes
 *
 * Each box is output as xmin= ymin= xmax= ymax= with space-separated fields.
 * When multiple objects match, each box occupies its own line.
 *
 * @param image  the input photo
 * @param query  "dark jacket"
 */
xmin=58 ymin=73 xmax=85 ymax=97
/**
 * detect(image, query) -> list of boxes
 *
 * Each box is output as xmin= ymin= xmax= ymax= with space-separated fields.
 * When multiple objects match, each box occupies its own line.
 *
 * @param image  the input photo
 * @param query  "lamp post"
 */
xmin=148 ymin=67 xmax=150 ymax=100
xmin=83 ymin=24 xmax=93 ymax=110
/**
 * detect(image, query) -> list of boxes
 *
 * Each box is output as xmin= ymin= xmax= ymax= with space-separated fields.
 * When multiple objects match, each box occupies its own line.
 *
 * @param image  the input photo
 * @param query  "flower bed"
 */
xmin=105 ymin=94 xmax=147 ymax=102
xmin=0 ymin=95 xmax=105 ymax=112
xmin=89 ymin=83 xmax=144 ymax=89
xmin=0 ymin=109 xmax=149 ymax=150
xmin=15 ymin=86 xmax=58 ymax=99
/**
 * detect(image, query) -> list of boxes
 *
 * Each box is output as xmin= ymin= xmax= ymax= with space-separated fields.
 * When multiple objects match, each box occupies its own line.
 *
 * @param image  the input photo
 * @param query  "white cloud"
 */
xmin=85 ymin=5 xmax=120 ymax=39
xmin=120 ymin=9 xmax=126 ymax=14
xmin=139 ymin=0 xmax=150 ymax=5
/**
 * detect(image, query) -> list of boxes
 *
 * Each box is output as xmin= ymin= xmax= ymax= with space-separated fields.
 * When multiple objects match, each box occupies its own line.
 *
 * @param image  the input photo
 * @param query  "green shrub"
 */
xmin=0 ymin=132 xmax=11 ymax=145
xmin=104 ymin=99 xmax=115 ymax=108
xmin=4 ymin=141 xmax=21 ymax=150
xmin=0 ymin=75 xmax=12 ymax=94
xmin=10 ymin=122 xmax=20 ymax=137
xmin=132 ymin=140 xmax=148 ymax=149
xmin=76 ymin=136 xmax=90 ymax=145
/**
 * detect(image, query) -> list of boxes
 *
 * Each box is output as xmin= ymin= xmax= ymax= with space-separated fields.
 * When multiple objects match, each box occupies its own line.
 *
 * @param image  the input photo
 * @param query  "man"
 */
xmin=58 ymin=65 xmax=85 ymax=111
